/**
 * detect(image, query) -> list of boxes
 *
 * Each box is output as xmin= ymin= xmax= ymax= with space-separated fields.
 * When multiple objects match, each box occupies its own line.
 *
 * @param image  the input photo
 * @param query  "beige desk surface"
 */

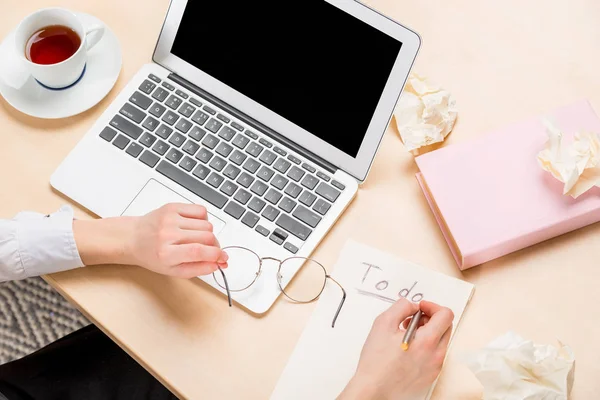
xmin=2 ymin=0 xmax=600 ymax=398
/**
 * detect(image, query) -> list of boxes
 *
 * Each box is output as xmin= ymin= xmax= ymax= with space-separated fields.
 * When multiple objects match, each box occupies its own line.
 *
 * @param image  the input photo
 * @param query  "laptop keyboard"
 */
xmin=99 ymin=74 xmax=346 ymax=253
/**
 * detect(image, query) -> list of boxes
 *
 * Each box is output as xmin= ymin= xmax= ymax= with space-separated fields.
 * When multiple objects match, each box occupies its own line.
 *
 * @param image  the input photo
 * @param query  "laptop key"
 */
xmin=142 ymin=116 xmax=159 ymax=132
xmin=151 ymin=87 xmax=169 ymax=102
xmin=270 ymin=233 xmax=284 ymax=245
xmin=245 ymin=130 xmax=258 ymax=140
xmin=315 ymin=182 xmax=340 ymax=202
xmin=293 ymin=205 xmax=321 ymax=228
xmin=110 ymin=115 xmax=143 ymax=140
xmin=148 ymin=74 xmax=161 ymax=83
xmin=130 ymin=91 xmax=153 ymax=110
xmin=223 ymin=164 xmax=241 ymax=180
xmin=161 ymin=81 xmax=175 ymax=91
xmin=245 ymin=142 xmax=263 ymax=157
xmin=203 ymin=105 xmax=216 ymax=115
xmin=216 ymin=113 xmax=230 ymax=123
xmin=209 ymin=156 xmax=226 ymax=172
xmin=139 ymin=80 xmax=156 ymax=94
xmin=231 ymin=121 xmax=244 ymax=131
xmin=126 ymin=142 xmax=143 ymax=157
xmin=283 ymin=242 xmax=299 ymax=254
xmin=166 ymin=95 xmax=183 ymax=110
xmin=255 ymin=225 xmax=270 ymax=237
xmin=232 ymin=134 xmax=250 ymax=149
xmin=149 ymin=102 xmax=167 ymax=118
xmin=273 ymin=158 xmax=291 ymax=174
xmin=156 ymin=124 xmax=173 ymax=139
xmin=152 ymin=140 xmax=169 ymax=155
xmin=313 ymin=198 xmax=331 ymax=215
xmin=264 ymin=189 xmax=282 ymax=204
xmin=273 ymin=146 xmax=287 ymax=157
xmin=195 ymin=148 xmax=213 ymax=164
xmin=234 ymin=189 xmax=251 ymax=205
xmin=175 ymin=118 xmax=192 ymax=133
xmin=140 ymin=132 xmax=157 ymax=147
xmin=182 ymin=140 xmax=200 ymax=155
xmin=262 ymin=205 xmax=280 ymax=222
xmin=191 ymin=110 xmax=209 ymax=126
xmin=299 ymin=191 xmax=317 ymax=207
xmin=224 ymin=201 xmax=245 ymax=220
xmin=166 ymin=148 xmax=183 ymax=164
xmin=162 ymin=110 xmax=179 ymax=126
xmin=284 ymin=183 xmax=302 ymax=199
xmin=259 ymin=138 xmax=272 ymax=148
xmin=156 ymin=161 xmax=227 ymax=209
xmin=302 ymin=163 xmax=316 ymax=173
xmin=216 ymin=142 xmax=233 ymax=157
xmin=190 ymin=97 xmax=202 ymax=107
xmin=241 ymin=212 xmax=260 ymax=228
xmin=332 ymin=180 xmax=346 ymax=190
xmin=316 ymin=171 xmax=330 ymax=182
xmin=271 ymin=174 xmax=289 ymax=191
xmin=188 ymin=126 xmax=206 ymax=142
xmin=236 ymin=172 xmax=254 ymax=188
xmin=259 ymin=150 xmax=276 ymax=165
xmin=202 ymin=134 xmax=219 ymax=149
xmin=168 ymin=132 xmax=186 ymax=148
xmin=242 ymin=158 xmax=260 ymax=173
xmin=207 ymin=172 xmax=225 ymax=188
xmin=287 ymin=166 xmax=305 ymax=182
xmin=301 ymin=174 xmax=319 ymax=190
xmin=120 ymin=103 xmax=145 ymax=123
xmin=278 ymin=197 xmax=296 ymax=213
xmin=192 ymin=164 xmax=210 ymax=180
xmin=206 ymin=118 xmax=223 ymax=133
xmin=112 ymin=134 xmax=130 ymax=149
xmin=219 ymin=126 xmax=236 ymax=141
xmin=139 ymin=151 xmax=160 ymax=168
xmin=257 ymin=166 xmax=274 ymax=182
xmin=220 ymin=180 xmax=238 ymax=196
xmin=179 ymin=156 xmax=197 ymax=172
xmin=248 ymin=197 xmax=266 ymax=213
xmin=276 ymin=214 xmax=312 ymax=241
xmin=251 ymin=180 xmax=269 ymax=196
xmin=229 ymin=150 xmax=247 ymax=166
xmin=175 ymin=89 xmax=189 ymax=99
xmin=99 ymin=127 xmax=117 ymax=142
xmin=178 ymin=103 xmax=195 ymax=117
xmin=287 ymin=154 xmax=301 ymax=165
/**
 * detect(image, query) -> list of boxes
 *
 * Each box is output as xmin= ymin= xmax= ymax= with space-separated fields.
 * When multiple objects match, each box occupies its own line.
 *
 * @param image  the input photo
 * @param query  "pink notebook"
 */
xmin=415 ymin=100 xmax=600 ymax=270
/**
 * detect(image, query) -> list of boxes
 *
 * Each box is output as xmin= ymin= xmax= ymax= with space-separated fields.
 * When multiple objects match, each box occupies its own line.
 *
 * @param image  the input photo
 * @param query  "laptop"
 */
xmin=51 ymin=0 xmax=420 ymax=314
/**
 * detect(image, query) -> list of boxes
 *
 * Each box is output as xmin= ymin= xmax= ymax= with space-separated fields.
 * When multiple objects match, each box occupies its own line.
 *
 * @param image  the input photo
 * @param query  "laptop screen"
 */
xmin=171 ymin=1 xmax=402 ymax=158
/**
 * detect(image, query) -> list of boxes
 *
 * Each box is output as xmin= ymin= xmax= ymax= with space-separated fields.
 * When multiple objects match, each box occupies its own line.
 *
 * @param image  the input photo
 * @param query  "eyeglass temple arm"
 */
xmin=218 ymin=267 xmax=232 ymax=307
xmin=327 ymin=275 xmax=346 ymax=328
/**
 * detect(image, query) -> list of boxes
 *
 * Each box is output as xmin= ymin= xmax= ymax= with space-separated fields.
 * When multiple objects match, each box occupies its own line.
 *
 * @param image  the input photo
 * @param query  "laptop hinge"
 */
xmin=168 ymin=73 xmax=337 ymax=174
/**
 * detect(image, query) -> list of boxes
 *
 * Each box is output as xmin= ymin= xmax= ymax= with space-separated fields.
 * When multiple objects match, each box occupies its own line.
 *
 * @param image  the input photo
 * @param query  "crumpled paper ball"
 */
xmin=464 ymin=331 xmax=575 ymax=400
xmin=393 ymin=72 xmax=458 ymax=152
xmin=537 ymin=119 xmax=600 ymax=198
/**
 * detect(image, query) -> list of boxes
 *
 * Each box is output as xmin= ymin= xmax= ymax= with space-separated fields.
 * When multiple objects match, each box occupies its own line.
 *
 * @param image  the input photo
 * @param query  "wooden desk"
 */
xmin=2 ymin=0 xmax=600 ymax=398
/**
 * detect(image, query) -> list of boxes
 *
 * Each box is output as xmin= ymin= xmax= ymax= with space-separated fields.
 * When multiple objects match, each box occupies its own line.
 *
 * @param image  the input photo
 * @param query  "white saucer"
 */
xmin=0 ymin=12 xmax=122 ymax=119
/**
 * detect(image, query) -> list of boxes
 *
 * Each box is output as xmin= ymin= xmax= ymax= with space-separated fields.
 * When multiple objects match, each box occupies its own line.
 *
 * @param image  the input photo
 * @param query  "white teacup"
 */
xmin=14 ymin=8 xmax=104 ymax=90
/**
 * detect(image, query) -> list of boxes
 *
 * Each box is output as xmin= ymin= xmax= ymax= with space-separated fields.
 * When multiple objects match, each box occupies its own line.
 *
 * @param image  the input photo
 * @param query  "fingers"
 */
xmin=418 ymin=300 xmax=454 ymax=343
xmin=178 ymin=218 xmax=213 ymax=232
xmin=167 ymin=243 xmax=229 ymax=265
xmin=169 ymin=203 xmax=208 ymax=220
xmin=376 ymin=298 xmax=419 ymax=331
xmin=171 ymin=261 xmax=221 ymax=278
xmin=175 ymin=231 xmax=219 ymax=246
xmin=402 ymin=314 xmax=430 ymax=330
xmin=437 ymin=323 xmax=452 ymax=351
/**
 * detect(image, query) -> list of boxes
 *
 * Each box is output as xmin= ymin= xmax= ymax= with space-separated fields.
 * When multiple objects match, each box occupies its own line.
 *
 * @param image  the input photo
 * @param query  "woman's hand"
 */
xmin=73 ymin=203 xmax=228 ymax=278
xmin=339 ymin=298 xmax=454 ymax=400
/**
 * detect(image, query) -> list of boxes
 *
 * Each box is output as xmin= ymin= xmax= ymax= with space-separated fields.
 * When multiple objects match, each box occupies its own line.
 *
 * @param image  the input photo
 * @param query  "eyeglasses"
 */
xmin=214 ymin=246 xmax=346 ymax=328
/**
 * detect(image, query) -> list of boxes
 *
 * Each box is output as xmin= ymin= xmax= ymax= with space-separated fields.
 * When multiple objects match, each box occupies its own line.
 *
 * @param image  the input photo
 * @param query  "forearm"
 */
xmin=73 ymin=216 xmax=136 ymax=266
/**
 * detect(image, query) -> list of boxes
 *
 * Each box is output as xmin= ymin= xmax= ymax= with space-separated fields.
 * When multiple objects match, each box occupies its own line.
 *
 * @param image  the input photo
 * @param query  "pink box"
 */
xmin=415 ymin=100 xmax=600 ymax=270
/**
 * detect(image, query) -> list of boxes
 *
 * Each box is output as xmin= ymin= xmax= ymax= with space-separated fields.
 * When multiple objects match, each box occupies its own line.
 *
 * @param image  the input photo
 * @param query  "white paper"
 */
xmin=464 ymin=331 xmax=575 ymax=400
xmin=537 ymin=119 xmax=600 ymax=198
xmin=393 ymin=72 xmax=458 ymax=151
xmin=271 ymin=240 xmax=474 ymax=400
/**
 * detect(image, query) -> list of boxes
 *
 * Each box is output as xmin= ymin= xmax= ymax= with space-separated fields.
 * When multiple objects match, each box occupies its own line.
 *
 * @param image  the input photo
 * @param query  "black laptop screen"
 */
xmin=171 ymin=1 xmax=402 ymax=158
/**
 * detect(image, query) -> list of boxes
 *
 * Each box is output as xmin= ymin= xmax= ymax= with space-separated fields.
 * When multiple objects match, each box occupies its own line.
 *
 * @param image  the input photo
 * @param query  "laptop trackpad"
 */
xmin=121 ymin=179 xmax=226 ymax=234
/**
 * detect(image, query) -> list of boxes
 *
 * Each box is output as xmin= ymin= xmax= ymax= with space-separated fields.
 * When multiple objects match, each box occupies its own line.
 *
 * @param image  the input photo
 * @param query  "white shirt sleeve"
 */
xmin=0 ymin=205 xmax=83 ymax=283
